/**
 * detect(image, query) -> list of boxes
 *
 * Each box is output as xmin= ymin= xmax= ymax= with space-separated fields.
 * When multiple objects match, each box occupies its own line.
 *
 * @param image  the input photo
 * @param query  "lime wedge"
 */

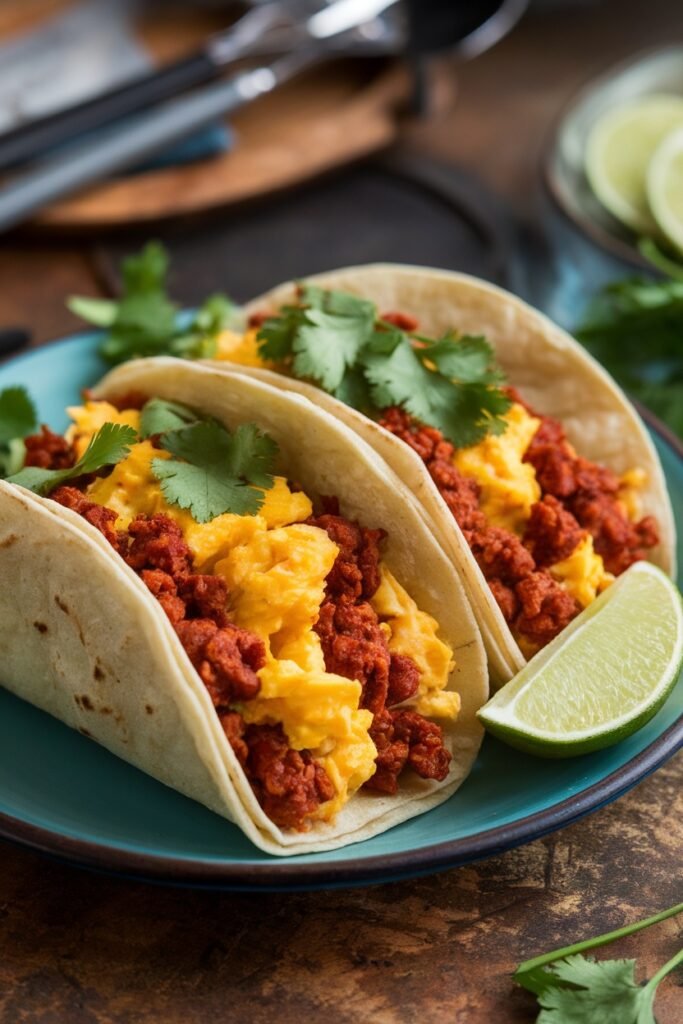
xmin=478 ymin=562 xmax=683 ymax=757
xmin=647 ymin=125 xmax=683 ymax=256
xmin=585 ymin=95 xmax=683 ymax=234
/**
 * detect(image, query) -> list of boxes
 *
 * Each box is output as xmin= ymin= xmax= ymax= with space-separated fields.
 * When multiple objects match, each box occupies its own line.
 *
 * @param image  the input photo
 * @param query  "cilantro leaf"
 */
xmin=362 ymin=341 xmax=510 ymax=447
xmin=152 ymin=421 xmax=279 ymax=522
xmin=168 ymin=294 xmax=234 ymax=359
xmin=300 ymin=284 xmax=375 ymax=319
xmin=293 ymin=306 xmax=374 ymax=392
xmin=67 ymin=296 xmax=118 ymax=327
xmin=122 ymin=240 xmax=169 ymax=293
xmin=0 ymin=386 xmax=39 ymax=478
xmin=256 ymin=285 xmax=510 ymax=447
xmin=0 ymin=438 xmax=28 ymax=478
xmin=257 ymin=286 xmax=376 ymax=370
xmin=535 ymin=956 xmax=642 ymax=1024
xmin=8 ymin=423 xmax=138 ymax=496
xmin=515 ymin=901 xmax=683 ymax=1024
xmin=576 ymin=273 xmax=683 ymax=438
xmin=257 ymin=305 xmax=302 ymax=361
xmin=68 ymin=243 xmax=233 ymax=365
xmin=139 ymin=398 xmax=199 ymax=438
xmin=0 ymin=386 xmax=37 ymax=445
xmin=420 ymin=333 xmax=504 ymax=384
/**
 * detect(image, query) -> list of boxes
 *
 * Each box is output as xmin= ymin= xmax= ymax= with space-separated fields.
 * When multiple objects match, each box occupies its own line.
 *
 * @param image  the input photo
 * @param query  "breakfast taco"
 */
xmin=205 ymin=264 xmax=676 ymax=684
xmin=0 ymin=359 xmax=488 ymax=855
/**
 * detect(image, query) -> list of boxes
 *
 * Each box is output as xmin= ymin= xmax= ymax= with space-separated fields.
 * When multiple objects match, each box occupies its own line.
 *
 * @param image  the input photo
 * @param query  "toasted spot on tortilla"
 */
xmin=33 ymin=621 xmax=48 ymax=634
xmin=75 ymin=694 xmax=94 ymax=711
xmin=93 ymin=663 xmax=105 ymax=681
xmin=145 ymin=704 xmax=154 ymax=715
xmin=78 ymin=727 xmax=92 ymax=738
xmin=54 ymin=595 xmax=69 ymax=614
xmin=0 ymin=533 xmax=18 ymax=549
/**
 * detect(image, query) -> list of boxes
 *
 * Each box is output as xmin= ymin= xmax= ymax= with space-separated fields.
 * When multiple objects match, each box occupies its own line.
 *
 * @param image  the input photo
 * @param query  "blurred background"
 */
xmin=0 ymin=0 xmax=681 ymax=433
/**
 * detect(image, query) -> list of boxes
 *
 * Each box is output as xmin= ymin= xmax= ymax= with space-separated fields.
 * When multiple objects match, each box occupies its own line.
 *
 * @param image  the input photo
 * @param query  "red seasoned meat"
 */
xmin=471 ymin=525 xmax=535 ymax=584
xmin=387 ymin=654 xmax=420 ymax=706
xmin=380 ymin=311 xmax=419 ymax=332
xmin=51 ymin=485 xmax=119 ymax=548
xmin=175 ymin=618 xmax=264 ymax=704
xmin=365 ymin=708 xmax=451 ymax=794
xmin=140 ymin=568 xmax=186 ymax=625
xmin=306 ymin=508 xmax=385 ymax=601
xmin=514 ymin=573 xmax=580 ymax=648
xmin=24 ymin=426 xmax=75 ymax=470
xmin=523 ymin=496 xmax=584 ymax=568
xmin=315 ymin=598 xmax=390 ymax=715
xmin=123 ymin=514 xmax=193 ymax=577
xmin=243 ymin=723 xmax=335 ymax=830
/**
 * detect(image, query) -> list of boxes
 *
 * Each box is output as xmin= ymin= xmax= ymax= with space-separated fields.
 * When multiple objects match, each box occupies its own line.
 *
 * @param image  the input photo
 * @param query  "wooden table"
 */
xmin=0 ymin=1 xmax=681 ymax=1021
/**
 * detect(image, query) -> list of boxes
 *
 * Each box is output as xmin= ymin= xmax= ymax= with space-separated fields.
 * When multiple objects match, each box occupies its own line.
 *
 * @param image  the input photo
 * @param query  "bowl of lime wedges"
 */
xmin=543 ymin=45 xmax=683 ymax=276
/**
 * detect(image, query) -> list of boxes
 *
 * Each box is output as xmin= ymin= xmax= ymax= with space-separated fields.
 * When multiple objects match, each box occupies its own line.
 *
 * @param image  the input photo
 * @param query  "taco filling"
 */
xmin=16 ymin=397 xmax=459 ymax=831
xmin=378 ymin=395 xmax=658 ymax=656
xmin=214 ymin=297 xmax=660 ymax=656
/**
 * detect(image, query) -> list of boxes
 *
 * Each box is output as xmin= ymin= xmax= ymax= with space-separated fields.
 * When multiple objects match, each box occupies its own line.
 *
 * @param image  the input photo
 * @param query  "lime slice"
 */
xmin=478 ymin=562 xmax=683 ymax=757
xmin=647 ymin=125 xmax=683 ymax=255
xmin=585 ymin=95 xmax=683 ymax=234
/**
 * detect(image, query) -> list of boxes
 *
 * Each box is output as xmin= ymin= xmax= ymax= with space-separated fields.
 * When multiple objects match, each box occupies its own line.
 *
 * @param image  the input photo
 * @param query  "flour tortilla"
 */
xmin=226 ymin=264 xmax=676 ymax=684
xmin=0 ymin=359 xmax=488 ymax=855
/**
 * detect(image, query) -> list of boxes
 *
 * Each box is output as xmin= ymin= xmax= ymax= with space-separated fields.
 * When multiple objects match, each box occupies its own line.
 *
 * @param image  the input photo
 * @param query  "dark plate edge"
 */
xmin=0 ymin=342 xmax=680 ymax=890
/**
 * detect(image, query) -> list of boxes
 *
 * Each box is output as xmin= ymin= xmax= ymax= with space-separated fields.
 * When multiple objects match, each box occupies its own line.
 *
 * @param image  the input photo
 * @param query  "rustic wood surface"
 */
xmin=0 ymin=1 xmax=681 ymax=1021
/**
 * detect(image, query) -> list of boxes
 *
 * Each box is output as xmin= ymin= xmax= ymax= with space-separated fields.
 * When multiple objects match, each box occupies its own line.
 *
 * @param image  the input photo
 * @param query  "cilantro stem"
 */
xmin=515 ymin=901 xmax=683 ymax=978
xmin=644 ymin=945 xmax=683 ymax=990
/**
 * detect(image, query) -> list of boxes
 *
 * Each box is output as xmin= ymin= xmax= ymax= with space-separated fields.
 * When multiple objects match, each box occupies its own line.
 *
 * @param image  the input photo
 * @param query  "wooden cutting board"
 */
xmin=1 ymin=1 xmax=413 ymax=230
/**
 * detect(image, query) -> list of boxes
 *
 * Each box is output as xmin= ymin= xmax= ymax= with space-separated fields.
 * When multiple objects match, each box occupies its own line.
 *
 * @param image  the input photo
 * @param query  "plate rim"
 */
xmin=0 ymin=335 xmax=681 ymax=890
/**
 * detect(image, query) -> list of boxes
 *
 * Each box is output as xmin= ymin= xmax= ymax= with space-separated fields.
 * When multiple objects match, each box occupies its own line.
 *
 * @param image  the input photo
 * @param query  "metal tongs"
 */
xmin=0 ymin=0 xmax=405 ymax=172
xmin=0 ymin=0 xmax=528 ymax=232
xmin=0 ymin=0 xmax=404 ymax=232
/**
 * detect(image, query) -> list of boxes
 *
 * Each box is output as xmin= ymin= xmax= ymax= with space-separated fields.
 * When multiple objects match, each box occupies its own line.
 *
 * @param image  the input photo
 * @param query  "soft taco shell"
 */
xmin=0 ymin=359 xmax=488 ymax=855
xmin=226 ymin=264 xmax=676 ymax=683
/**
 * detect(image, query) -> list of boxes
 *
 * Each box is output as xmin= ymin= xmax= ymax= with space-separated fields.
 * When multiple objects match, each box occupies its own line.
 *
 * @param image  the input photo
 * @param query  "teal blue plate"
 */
xmin=0 ymin=333 xmax=681 ymax=891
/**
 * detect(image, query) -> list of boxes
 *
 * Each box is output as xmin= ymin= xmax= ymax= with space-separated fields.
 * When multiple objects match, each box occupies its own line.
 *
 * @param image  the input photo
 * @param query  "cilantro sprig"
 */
xmin=2 ymin=389 xmax=279 ymax=523
xmin=8 ymin=422 xmax=138 ymax=496
xmin=0 ymin=385 xmax=38 ymax=476
xmin=68 ymin=242 xmax=234 ymax=365
xmin=257 ymin=284 xmax=511 ymax=447
xmin=152 ymin=417 xmax=279 ymax=523
xmin=137 ymin=397 xmax=280 ymax=521
xmin=576 ymin=263 xmax=683 ymax=438
xmin=515 ymin=900 xmax=683 ymax=1022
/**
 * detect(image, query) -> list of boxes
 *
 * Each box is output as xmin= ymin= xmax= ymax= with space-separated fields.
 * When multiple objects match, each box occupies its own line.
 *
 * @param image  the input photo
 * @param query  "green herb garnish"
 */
xmin=576 ymin=269 xmax=683 ymax=437
xmin=258 ymin=285 xmax=510 ymax=447
xmin=515 ymin=900 xmax=683 ymax=1022
xmin=139 ymin=397 xmax=199 ymax=438
xmin=151 ymin=419 xmax=279 ymax=523
xmin=68 ymin=242 xmax=233 ymax=365
xmin=8 ymin=423 xmax=138 ymax=496
xmin=0 ymin=386 xmax=39 ymax=477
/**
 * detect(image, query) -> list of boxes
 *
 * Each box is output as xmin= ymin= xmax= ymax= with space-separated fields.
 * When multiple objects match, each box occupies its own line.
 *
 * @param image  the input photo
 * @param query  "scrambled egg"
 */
xmin=452 ymin=404 xmax=541 ymax=533
xmin=618 ymin=467 xmax=646 ymax=521
xmin=70 ymin=402 xmax=458 ymax=821
xmin=549 ymin=536 xmax=613 ymax=608
xmin=371 ymin=567 xmax=459 ymax=720
xmin=450 ymin=402 xmax=640 ymax=619
xmin=67 ymin=401 xmax=141 ymax=457
xmin=215 ymin=327 xmax=271 ymax=368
